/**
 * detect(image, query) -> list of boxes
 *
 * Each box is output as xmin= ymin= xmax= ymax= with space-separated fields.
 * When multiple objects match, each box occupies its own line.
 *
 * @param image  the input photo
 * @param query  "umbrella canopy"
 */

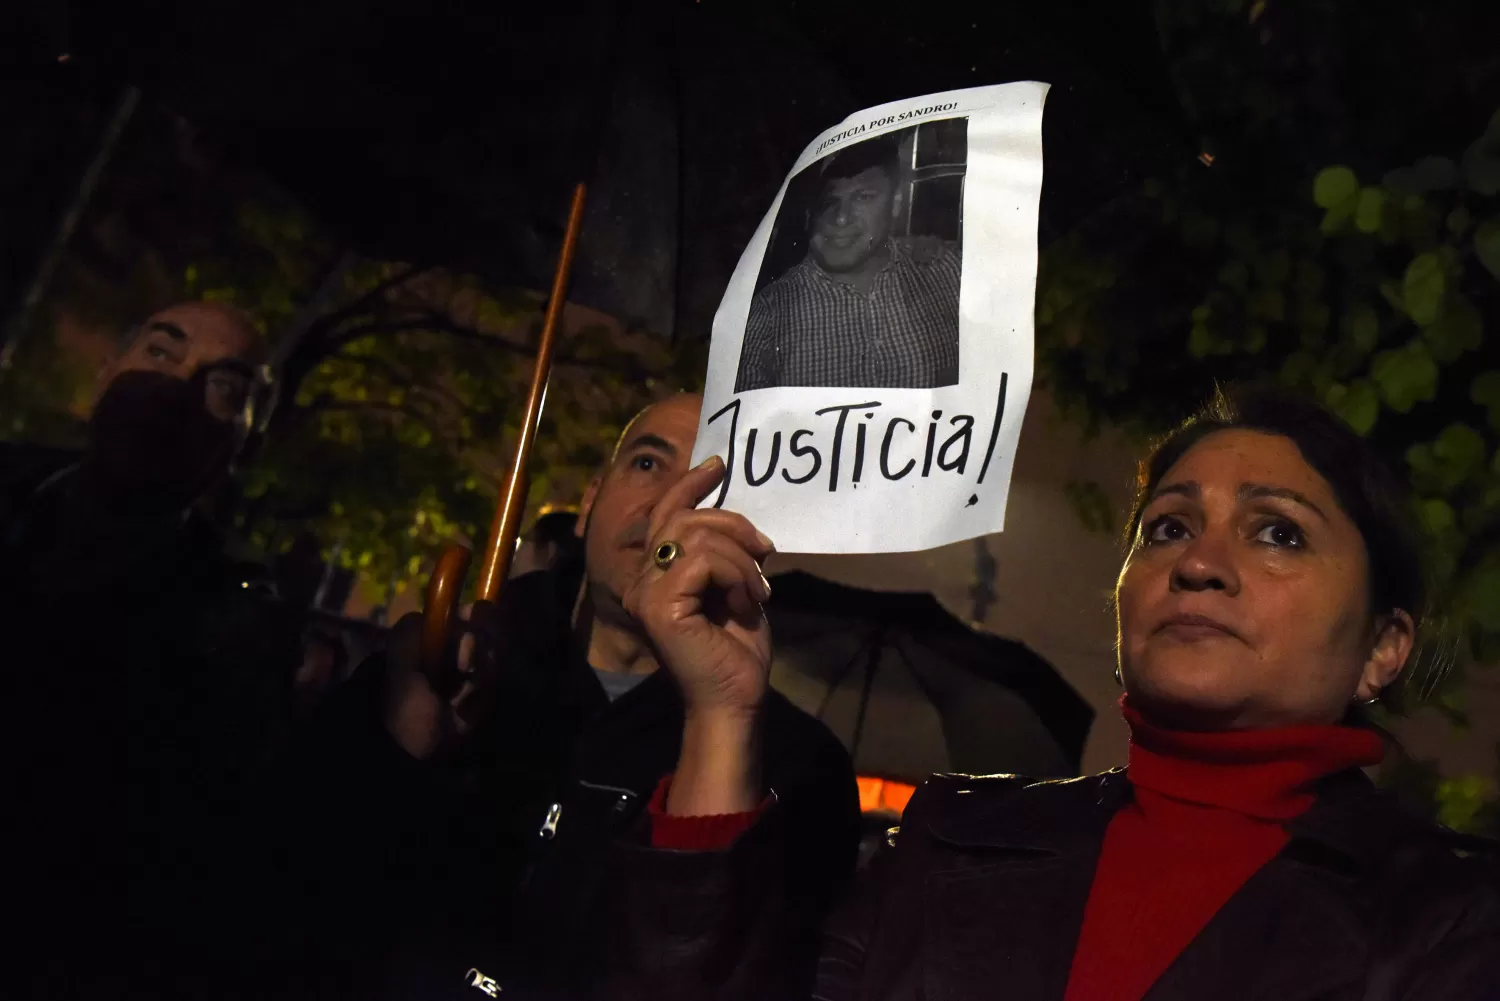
xmin=766 ymin=571 xmax=1094 ymax=783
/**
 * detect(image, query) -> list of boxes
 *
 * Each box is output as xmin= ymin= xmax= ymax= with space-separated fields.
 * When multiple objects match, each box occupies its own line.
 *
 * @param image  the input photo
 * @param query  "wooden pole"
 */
xmin=476 ymin=182 xmax=589 ymax=600
xmin=420 ymin=182 xmax=588 ymax=678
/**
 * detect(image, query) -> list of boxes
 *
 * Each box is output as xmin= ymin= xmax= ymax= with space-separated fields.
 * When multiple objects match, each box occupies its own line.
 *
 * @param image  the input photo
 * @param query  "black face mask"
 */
xmin=83 ymin=368 xmax=241 ymax=516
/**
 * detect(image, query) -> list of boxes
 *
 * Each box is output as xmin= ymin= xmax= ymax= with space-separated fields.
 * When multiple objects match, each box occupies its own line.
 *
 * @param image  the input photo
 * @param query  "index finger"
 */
xmin=648 ymin=455 xmax=726 ymax=541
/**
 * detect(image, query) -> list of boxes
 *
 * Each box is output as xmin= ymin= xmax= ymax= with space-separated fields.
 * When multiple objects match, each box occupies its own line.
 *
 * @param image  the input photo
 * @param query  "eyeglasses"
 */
xmin=199 ymin=360 xmax=268 ymax=430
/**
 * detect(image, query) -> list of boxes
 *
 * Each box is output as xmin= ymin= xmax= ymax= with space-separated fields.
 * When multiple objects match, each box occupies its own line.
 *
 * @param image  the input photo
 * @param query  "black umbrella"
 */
xmin=766 ymin=571 xmax=1094 ymax=783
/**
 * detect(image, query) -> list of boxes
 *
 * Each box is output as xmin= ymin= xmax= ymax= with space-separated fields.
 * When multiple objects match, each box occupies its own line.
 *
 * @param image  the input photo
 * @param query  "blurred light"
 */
xmin=856 ymin=776 xmax=917 ymax=815
xmin=57 ymin=53 xmax=71 ymax=64
xmin=240 ymin=581 xmax=250 ymax=589
xmin=1198 ymin=152 xmax=1216 ymax=167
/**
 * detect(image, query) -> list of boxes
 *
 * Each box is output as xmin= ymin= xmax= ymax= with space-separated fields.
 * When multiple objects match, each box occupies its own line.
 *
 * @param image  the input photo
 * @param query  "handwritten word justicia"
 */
xmin=707 ymin=374 xmax=1009 ymax=508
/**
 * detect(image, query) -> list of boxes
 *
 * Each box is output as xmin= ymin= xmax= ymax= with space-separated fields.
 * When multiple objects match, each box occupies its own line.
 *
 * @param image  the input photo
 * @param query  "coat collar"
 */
xmin=1282 ymin=768 xmax=1464 ymax=871
xmin=924 ymin=766 xmax=1460 ymax=876
xmin=924 ymin=770 xmax=1130 ymax=855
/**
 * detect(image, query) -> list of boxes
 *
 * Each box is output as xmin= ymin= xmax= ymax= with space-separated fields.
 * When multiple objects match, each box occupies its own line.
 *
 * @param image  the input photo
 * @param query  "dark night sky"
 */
xmin=5 ymin=0 xmax=1496 ymax=336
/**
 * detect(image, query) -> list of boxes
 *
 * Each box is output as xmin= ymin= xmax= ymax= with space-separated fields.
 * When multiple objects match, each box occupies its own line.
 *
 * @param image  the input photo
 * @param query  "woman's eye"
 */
xmin=1253 ymin=519 xmax=1305 ymax=548
xmin=630 ymin=455 xmax=657 ymax=473
xmin=1143 ymin=515 xmax=1189 ymax=545
xmin=146 ymin=345 xmax=170 ymax=361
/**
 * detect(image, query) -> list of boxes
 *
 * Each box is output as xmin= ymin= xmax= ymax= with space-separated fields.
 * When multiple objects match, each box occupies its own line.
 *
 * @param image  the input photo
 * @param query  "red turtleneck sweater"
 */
xmin=647 ymin=700 xmax=1384 ymax=1001
xmin=1061 ymin=700 xmax=1384 ymax=1001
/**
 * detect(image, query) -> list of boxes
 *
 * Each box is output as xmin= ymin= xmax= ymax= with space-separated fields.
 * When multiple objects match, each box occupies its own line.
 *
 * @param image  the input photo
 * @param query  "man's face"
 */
xmin=100 ymin=301 xmax=263 ymax=424
xmin=809 ymin=166 xmax=899 ymax=274
xmin=577 ymin=394 xmax=703 ymax=611
xmin=84 ymin=301 xmax=265 ymax=513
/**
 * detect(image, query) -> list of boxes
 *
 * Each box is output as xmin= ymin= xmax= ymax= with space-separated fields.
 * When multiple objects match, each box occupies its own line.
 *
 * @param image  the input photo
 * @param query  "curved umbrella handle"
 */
xmin=420 ymin=544 xmax=472 ymax=686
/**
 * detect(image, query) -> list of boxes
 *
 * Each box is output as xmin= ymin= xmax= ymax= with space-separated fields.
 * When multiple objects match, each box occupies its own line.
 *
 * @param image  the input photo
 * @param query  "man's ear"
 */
xmin=1356 ymin=609 xmax=1416 ymax=701
xmin=576 ymin=476 xmax=602 ymax=539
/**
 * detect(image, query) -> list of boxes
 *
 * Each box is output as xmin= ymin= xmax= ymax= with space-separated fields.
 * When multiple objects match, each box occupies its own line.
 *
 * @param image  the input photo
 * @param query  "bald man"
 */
xmin=284 ymin=394 xmax=858 ymax=1000
xmin=3 ymin=299 xmax=266 ymax=540
xmin=1 ymin=301 xmax=298 ymax=998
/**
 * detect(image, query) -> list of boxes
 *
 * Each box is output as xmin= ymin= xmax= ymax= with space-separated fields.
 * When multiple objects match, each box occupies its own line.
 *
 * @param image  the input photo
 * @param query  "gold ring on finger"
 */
xmin=652 ymin=540 xmax=682 ymax=572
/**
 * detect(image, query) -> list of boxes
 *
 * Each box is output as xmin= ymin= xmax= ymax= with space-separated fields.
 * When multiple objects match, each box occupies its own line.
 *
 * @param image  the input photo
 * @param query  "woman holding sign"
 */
xmin=606 ymin=389 xmax=1500 ymax=1001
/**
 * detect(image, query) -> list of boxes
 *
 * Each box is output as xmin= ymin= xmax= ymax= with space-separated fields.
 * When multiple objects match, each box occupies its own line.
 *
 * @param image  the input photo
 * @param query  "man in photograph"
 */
xmin=736 ymin=135 xmax=962 ymax=391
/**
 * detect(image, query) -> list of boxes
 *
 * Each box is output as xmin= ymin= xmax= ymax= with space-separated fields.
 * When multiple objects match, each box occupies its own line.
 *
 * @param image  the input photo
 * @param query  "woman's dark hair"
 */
xmin=1125 ymin=387 xmax=1434 ymax=700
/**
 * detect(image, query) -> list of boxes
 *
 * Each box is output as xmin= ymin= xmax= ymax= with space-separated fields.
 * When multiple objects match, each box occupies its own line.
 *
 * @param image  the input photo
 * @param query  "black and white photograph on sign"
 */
xmin=735 ymin=117 xmax=968 ymax=392
xmin=696 ymin=83 xmax=1045 ymax=554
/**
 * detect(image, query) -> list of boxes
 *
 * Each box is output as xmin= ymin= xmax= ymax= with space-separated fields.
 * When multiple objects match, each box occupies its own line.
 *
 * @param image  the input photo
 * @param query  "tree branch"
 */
xmin=337 ymin=352 xmax=476 ymax=418
xmin=326 ymin=312 xmax=650 ymax=378
xmin=314 ymin=264 xmax=431 ymax=331
xmin=323 ymin=313 xmax=529 ymax=353
xmin=304 ymin=397 xmax=413 ymax=418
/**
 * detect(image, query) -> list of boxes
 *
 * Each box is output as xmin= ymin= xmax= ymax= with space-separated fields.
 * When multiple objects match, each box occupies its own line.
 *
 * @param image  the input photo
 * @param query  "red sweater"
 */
xmin=1061 ymin=701 xmax=1385 ymax=1001
xmin=648 ymin=703 xmax=1384 ymax=1001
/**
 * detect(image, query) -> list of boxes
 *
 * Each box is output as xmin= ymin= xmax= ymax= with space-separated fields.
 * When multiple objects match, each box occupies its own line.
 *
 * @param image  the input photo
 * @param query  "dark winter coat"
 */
xmin=603 ymin=768 xmax=1500 ymax=1001
xmin=274 ymin=567 xmax=860 ymax=1001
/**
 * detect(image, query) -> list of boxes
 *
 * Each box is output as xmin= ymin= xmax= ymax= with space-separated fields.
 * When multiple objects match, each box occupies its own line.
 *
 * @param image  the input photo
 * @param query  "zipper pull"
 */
xmin=538 ymin=801 xmax=563 ymax=840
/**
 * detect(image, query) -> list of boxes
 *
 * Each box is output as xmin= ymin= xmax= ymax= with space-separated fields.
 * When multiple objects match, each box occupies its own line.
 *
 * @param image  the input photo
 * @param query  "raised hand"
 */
xmin=621 ymin=455 xmax=776 ymax=815
xmin=622 ymin=455 xmax=775 ymax=719
xmin=383 ymin=602 xmax=499 ymax=760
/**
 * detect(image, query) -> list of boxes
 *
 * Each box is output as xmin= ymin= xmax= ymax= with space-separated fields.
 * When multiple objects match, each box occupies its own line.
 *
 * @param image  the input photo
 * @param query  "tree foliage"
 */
xmin=1036 ymin=1 xmax=1499 ymax=829
xmin=196 ymin=210 xmax=693 ymax=603
xmin=0 ymin=109 xmax=696 ymax=603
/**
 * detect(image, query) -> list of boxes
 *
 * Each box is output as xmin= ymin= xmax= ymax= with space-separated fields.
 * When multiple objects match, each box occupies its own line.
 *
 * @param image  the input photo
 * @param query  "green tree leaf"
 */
xmin=1423 ymin=296 xmax=1483 ymax=363
xmin=1472 ymin=371 xmax=1500 ymax=431
xmin=1402 ymin=253 xmax=1445 ymax=326
xmin=1476 ymin=220 xmax=1500 ymax=280
xmin=1313 ymin=166 xmax=1358 ymax=209
xmin=1324 ymin=379 xmax=1379 ymax=436
xmin=1407 ymin=424 xmax=1486 ymax=495
xmin=1417 ymin=498 xmax=1457 ymax=536
xmin=1341 ymin=302 xmax=1380 ymax=354
xmin=1354 ymin=187 xmax=1386 ymax=233
xmin=1371 ymin=340 xmax=1439 ymax=412
xmin=1435 ymin=775 xmax=1498 ymax=834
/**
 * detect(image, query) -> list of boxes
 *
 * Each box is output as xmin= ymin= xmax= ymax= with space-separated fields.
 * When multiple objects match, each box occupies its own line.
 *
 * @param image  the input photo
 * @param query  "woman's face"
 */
xmin=1115 ymin=429 xmax=1413 ymax=729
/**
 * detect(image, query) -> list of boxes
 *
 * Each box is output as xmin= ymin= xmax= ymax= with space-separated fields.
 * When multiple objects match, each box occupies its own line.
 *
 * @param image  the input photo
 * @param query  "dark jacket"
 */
xmin=0 ymin=445 xmax=301 ymax=1000
xmin=277 ymin=568 xmax=861 ymax=1001
xmin=604 ymin=768 xmax=1500 ymax=1001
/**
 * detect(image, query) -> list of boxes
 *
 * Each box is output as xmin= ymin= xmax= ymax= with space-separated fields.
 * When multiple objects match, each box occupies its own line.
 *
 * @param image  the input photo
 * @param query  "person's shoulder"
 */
xmin=753 ymin=260 xmax=817 ymax=305
xmin=893 ymin=234 xmax=961 ymax=269
xmin=1366 ymin=823 xmax=1500 ymax=982
xmin=910 ymin=770 xmax=1103 ymax=812
xmin=760 ymin=689 xmax=852 ymax=764
xmin=0 ymin=441 xmax=79 ymax=491
xmin=892 ymin=770 xmax=1124 ymax=849
xmin=1392 ymin=821 xmax=1500 ymax=885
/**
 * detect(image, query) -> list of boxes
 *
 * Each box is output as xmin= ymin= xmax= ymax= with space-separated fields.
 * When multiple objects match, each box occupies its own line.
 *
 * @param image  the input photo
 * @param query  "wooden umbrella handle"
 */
xmin=419 ymin=182 xmax=589 ymax=681
xmin=419 ymin=544 xmax=472 ymax=683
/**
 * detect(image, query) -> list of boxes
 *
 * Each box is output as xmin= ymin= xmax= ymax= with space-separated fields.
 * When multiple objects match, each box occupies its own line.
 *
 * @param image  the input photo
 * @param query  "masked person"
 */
xmin=605 ymin=389 xmax=1500 ymax=1001
xmin=279 ymin=393 xmax=859 ymax=1000
xmin=1 ymin=301 xmax=299 ymax=1000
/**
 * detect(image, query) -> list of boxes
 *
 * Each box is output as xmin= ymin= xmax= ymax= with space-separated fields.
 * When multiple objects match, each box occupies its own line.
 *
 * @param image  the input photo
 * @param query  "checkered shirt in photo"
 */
xmin=735 ymin=236 xmax=962 ymax=391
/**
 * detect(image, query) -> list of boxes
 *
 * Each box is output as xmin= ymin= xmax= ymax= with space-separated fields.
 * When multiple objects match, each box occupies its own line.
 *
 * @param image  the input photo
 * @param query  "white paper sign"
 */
xmin=692 ymin=82 xmax=1048 ymax=554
